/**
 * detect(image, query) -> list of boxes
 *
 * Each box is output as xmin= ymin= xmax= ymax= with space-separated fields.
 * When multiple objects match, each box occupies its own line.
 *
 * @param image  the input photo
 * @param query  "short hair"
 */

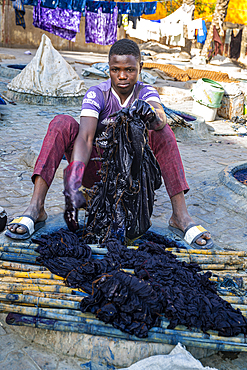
xmin=109 ymin=39 xmax=141 ymax=62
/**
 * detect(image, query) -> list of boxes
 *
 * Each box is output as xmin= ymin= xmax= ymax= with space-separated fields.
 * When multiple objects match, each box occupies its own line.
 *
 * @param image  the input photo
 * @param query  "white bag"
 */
xmin=8 ymin=34 xmax=87 ymax=97
xmin=119 ymin=343 xmax=218 ymax=370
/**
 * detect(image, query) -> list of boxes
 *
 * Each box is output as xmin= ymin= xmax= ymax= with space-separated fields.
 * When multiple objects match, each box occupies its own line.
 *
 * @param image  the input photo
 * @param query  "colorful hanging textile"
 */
xmin=25 ymin=0 xmax=156 ymax=15
xmin=11 ymin=0 xmax=26 ymax=29
xmin=33 ymin=0 xmax=81 ymax=41
xmin=85 ymin=6 xmax=118 ymax=45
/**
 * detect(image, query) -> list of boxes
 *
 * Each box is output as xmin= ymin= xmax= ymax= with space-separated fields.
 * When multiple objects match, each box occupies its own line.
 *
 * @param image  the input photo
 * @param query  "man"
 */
xmin=6 ymin=39 xmax=213 ymax=249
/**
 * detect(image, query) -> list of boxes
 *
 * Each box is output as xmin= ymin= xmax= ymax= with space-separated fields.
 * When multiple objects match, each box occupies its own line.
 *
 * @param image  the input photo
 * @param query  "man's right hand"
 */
xmin=63 ymin=160 xmax=86 ymax=232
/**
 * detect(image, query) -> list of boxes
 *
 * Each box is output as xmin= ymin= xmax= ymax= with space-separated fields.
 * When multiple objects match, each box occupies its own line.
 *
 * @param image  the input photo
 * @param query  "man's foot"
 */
xmin=7 ymin=206 xmax=47 ymax=235
xmin=169 ymin=214 xmax=211 ymax=247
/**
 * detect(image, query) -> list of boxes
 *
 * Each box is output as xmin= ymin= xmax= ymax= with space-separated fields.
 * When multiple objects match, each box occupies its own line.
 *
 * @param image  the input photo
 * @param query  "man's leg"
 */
xmin=149 ymin=124 xmax=210 ymax=246
xmin=8 ymin=115 xmax=79 ymax=235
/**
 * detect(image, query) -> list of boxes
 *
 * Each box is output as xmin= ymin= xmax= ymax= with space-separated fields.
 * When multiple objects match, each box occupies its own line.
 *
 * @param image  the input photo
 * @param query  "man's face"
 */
xmin=109 ymin=54 xmax=142 ymax=97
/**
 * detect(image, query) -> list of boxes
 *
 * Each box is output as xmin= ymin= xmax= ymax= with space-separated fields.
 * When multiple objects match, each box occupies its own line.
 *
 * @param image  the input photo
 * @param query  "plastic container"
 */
xmin=193 ymin=101 xmax=217 ymax=122
xmin=192 ymin=78 xmax=225 ymax=108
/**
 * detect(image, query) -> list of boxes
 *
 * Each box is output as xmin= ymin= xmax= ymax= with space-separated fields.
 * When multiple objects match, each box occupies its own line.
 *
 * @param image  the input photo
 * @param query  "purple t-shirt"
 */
xmin=80 ymin=79 xmax=161 ymax=137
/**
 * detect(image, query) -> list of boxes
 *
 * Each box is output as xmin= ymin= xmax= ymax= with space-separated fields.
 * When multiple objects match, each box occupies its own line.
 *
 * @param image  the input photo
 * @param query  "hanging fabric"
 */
xmin=33 ymin=0 xmax=81 ymax=41
xmin=22 ymin=0 xmax=157 ymax=15
xmin=11 ymin=0 xmax=26 ymax=29
xmin=230 ymin=29 xmax=243 ymax=59
xmin=85 ymin=6 xmax=118 ymax=45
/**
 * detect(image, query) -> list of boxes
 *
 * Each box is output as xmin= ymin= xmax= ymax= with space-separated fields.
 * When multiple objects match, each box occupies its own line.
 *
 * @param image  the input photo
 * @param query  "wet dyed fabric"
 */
xmin=85 ymin=6 xmax=118 ymax=45
xmin=33 ymin=0 xmax=81 ymax=41
xmin=35 ymin=231 xmax=247 ymax=338
xmin=85 ymin=107 xmax=162 ymax=242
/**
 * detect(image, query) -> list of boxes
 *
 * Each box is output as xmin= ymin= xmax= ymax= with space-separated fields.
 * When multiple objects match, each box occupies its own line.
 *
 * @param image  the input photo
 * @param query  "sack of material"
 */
xmin=120 ymin=343 xmax=218 ymax=370
xmin=7 ymin=34 xmax=87 ymax=97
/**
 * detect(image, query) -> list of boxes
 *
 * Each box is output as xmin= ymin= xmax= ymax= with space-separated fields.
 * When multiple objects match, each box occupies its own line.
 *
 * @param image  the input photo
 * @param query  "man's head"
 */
xmin=109 ymin=39 xmax=142 ymax=99
xmin=109 ymin=39 xmax=141 ymax=62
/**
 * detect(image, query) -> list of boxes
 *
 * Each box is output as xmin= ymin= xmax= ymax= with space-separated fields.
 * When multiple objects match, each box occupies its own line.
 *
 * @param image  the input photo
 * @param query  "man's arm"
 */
xmin=71 ymin=116 xmax=98 ymax=164
xmin=148 ymin=100 xmax=167 ymax=131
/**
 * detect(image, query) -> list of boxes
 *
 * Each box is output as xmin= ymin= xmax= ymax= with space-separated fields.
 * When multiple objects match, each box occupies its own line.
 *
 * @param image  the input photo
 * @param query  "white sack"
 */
xmin=8 ymin=34 xmax=87 ymax=97
xmin=119 ymin=343 xmax=218 ymax=370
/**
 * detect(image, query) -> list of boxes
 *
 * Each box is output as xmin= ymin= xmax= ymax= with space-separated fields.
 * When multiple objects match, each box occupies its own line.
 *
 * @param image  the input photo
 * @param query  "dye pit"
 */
xmin=234 ymin=168 xmax=247 ymax=185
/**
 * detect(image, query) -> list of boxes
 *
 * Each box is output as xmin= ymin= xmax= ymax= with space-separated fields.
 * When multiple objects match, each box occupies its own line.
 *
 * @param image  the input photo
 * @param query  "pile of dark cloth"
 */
xmin=84 ymin=106 xmax=162 ymax=243
xmin=34 ymin=230 xmax=247 ymax=338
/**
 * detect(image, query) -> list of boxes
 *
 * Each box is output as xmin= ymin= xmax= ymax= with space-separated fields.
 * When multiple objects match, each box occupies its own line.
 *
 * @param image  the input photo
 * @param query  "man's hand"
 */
xmin=129 ymin=99 xmax=156 ymax=126
xmin=63 ymin=160 xmax=86 ymax=232
xmin=129 ymin=99 xmax=166 ymax=131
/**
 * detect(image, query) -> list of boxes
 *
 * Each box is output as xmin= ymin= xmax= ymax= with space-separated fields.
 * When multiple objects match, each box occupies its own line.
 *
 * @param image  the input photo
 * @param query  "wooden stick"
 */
xmin=0 ymin=261 xmax=47 ymax=271
xmin=0 ymin=277 xmax=65 ymax=286
xmin=0 ymin=269 xmax=63 ymax=280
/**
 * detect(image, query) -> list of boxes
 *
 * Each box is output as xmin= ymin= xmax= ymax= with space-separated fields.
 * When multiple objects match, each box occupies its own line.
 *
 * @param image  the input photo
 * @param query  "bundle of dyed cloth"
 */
xmin=35 ymin=230 xmax=247 ymax=338
xmin=85 ymin=107 xmax=162 ymax=243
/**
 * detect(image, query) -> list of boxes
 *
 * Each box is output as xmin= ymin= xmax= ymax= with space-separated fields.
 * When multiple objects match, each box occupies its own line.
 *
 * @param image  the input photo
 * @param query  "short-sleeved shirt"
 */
xmin=80 ymin=79 xmax=161 ymax=137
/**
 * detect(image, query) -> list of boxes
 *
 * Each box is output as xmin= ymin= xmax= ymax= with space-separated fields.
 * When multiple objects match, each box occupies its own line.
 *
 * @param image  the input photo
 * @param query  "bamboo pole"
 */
xmin=6 ymin=313 xmax=247 ymax=351
xmin=0 ymin=283 xmax=76 ymax=294
xmin=0 ymin=277 xmax=65 ymax=286
xmin=199 ymin=264 xmax=242 ymax=270
xmin=0 ymin=246 xmax=39 ymax=256
xmin=0 ymin=252 xmax=38 ymax=264
xmin=0 ymin=269 xmax=63 ymax=280
xmin=166 ymin=248 xmax=247 ymax=257
xmin=0 ymin=261 xmax=48 ymax=271
xmin=0 ymin=293 xmax=81 ymax=310
xmin=23 ymin=291 xmax=85 ymax=301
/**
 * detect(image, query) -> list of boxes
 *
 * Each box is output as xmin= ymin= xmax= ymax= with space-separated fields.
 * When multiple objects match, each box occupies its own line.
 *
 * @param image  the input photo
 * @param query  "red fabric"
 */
xmin=213 ymin=25 xmax=223 ymax=56
xmin=32 ymin=115 xmax=189 ymax=198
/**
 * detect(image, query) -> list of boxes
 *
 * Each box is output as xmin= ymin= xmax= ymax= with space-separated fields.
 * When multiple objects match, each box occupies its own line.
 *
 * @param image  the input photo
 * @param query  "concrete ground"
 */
xmin=1 ymin=46 xmax=247 ymax=369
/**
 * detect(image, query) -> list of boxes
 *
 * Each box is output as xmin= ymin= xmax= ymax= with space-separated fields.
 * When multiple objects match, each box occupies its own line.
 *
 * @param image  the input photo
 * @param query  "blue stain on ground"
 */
xmin=80 ymin=361 xmax=115 ymax=370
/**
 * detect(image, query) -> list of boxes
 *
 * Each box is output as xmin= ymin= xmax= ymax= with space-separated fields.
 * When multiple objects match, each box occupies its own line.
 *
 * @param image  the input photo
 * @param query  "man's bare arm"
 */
xmin=71 ymin=116 xmax=98 ymax=164
xmin=148 ymin=100 xmax=167 ymax=131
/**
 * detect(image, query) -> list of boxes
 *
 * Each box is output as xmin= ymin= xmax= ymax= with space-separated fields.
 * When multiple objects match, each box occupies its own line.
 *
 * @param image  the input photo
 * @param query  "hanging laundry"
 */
xmin=187 ymin=19 xmax=207 ymax=44
xmin=11 ymin=0 xmax=26 ymax=29
xmin=160 ymin=4 xmax=194 ymax=47
xmin=197 ymin=20 xmax=207 ymax=44
xmin=213 ymin=25 xmax=223 ymax=56
xmin=23 ymin=0 xmax=38 ymax=4
xmin=122 ymin=14 xmax=129 ymax=30
xmin=141 ymin=2 xmax=166 ymax=21
xmin=40 ymin=0 xmax=59 ymax=8
xmin=128 ymin=15 xmax=139 ymax=30
xmin=230 ymin=29 xmax=243 ymax=59
xmin=33 ymin=0 xmax=81 ymax=41
xmin=85 ymin=6 xmax=118 ymax=45
xmin=126 ymin=18 xmax=160 ymax=42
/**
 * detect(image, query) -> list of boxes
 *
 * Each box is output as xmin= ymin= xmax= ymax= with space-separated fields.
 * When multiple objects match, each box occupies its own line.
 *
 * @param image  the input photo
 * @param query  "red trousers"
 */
xmin=32 ymin=114 xmax=189 ymax=198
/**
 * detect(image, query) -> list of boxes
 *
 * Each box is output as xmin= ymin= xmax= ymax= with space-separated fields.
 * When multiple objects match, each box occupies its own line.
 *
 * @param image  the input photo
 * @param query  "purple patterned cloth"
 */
xmin=33 ymin=0 xmax=81 ymax=41
xmin=85 ymin=6 xmax=118 ymax=45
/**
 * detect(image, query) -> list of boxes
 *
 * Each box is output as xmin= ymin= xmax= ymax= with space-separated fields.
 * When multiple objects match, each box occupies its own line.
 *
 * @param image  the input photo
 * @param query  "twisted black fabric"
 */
xmin=35 ymin=230 xmax=247 ymax=338
xmin=85 ymin=107 xmax=162 ymax=243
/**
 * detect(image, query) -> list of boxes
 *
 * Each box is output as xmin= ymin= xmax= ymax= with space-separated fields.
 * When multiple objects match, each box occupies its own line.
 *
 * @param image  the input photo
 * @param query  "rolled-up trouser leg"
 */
xmin=148 ymin=124 xmax=189 ymax=198
xmin=32 ymin=115 xmax=79 ymax=187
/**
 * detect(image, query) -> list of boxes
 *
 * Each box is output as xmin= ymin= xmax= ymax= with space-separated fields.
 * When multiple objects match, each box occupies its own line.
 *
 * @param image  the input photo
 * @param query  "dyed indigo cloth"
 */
xmin=33 ymin=0 xmax=81 ymax=41
xmin=85 ymin=6 xmax=118 ymax=45
xmin=23 ymin=0 xmax=157 ymax=14
xmin=11 ymin=0 xmax=26 ymax=29
xmin=85 ymin=107 xmax=162 ymax=242
xmin=35 ymin=230 xmax=247 ymax=338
